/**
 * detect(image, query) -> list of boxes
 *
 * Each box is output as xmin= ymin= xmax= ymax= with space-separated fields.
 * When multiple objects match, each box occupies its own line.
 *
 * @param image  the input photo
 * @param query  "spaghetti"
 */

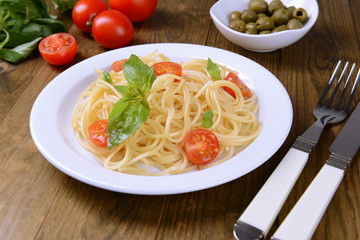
xmin=71 ymin=50 xmax=262 ymax=175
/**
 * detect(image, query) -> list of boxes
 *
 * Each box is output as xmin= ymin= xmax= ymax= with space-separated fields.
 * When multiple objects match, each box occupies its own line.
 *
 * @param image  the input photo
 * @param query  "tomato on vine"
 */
xmin=108 ymin=0 xmax=157 ymax=23
xmin=92 ymin=10 xmax=134 ymax=49
xmin=72 ymin=0 xmax=108 ymax=33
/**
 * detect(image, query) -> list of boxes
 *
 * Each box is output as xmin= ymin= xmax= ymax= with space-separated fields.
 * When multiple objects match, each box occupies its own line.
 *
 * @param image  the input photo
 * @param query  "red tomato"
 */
xmin=184 ymin=129 xmax=220 ymax=164
xmin=108 ymin=0 xmax=157 ymax=23
xmin=153 ymin=62 xmax=182 ymax=77
xmin=88 ymin=119 xmax=108 ymax=147
xmin=223 ymin=72 xmax=251 ymax=99
xmin=38 ymin=33 xmax=77 ymax=65
xmin=72 ymin=0 xmax=108 ymax=33
xmin=112 ymin=59 xmax=128 ymax=72
xmin=92 ymin=10 xmax=134 ymax=49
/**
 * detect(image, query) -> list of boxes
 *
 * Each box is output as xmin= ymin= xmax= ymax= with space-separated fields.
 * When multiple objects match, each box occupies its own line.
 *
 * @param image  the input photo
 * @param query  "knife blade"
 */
xmin=272 ymin=101 xmax=360 ymax=240
xmin=327 ymin=101 xmax=360 ymax=169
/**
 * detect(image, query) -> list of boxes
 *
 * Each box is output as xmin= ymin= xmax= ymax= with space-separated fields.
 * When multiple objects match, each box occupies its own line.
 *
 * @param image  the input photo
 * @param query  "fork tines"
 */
xmin=317 ymin=60 xmax=360 ymax=113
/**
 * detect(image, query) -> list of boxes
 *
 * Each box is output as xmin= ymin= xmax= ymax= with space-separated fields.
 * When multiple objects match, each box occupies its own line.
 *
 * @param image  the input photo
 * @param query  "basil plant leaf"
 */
xmin=122 ymin=54 xmax=156 ymax=93
xmin=202 ymin=110 xmax=214 ymax=128
xmin=0 ymin=37 xmax=42 ymax=63
xmin=207 ymin=58 xmax=221 ymax=80
xmin=52 ymin=0 xmax=76 ymax=12
xmin=107 ymin=97 xmax=150 ymax=150
xmin=30 ymin=18 xmax=66 ymax=33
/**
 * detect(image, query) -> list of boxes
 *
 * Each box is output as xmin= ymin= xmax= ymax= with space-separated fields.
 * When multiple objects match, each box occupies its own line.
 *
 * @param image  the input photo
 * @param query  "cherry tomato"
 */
xmin=92 ymin=10 xmax=134 ymax=49
xmin=153 ymin=62 xmax=182 ymax=77
xmin=108 ymin=0 xmax=157 ymax=23
xmin=184 ymin=129 xmax=220 ymax=164
xmin=72 ymin=0 xmax=108 ymax=33
xmin=112 ymin=59 xmax=128 ymax=72
xmin=88 ymin=119 xmax=108 ymax=147
xmin=38 ymin=33 xmax=77 ymax=66
xmin=223 ymin=72 xmax=251 ymax=99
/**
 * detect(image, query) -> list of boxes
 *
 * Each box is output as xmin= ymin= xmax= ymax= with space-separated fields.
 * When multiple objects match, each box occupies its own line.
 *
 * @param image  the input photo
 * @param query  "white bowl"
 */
xmin=210 ymin=0 xmax=319 ymax=52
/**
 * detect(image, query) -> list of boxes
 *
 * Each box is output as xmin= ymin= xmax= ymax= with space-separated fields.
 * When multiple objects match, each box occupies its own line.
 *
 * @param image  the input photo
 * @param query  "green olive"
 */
xmin=268 ymin=0 xmax=285 ymax=14
xmin=287 ymin=18 xmax=302 ymax=29
xmin=272 ymin=24 xmax=289 ymax=32
xmin=257 ymin=13 xmax=268 ymax=18
xmin=292 ymin=8 xmax=308 ymax=22
xmin=271 ymin=8 xmax=290 ymax=26
xmin=256 ymin=16 xmax=274 ymax=31
xmin=245 ymin=28 xmax=258 ymax=34
xmin=229 ymin=11 xmax=241 ymax=22
xmin=228 ymin=19 xmax=247 ymax=32
xmin=241 ymin=9 xmax=258 ymax=23
xmin=287 ymin=6 xmax=296 ymax=16
xmin=248 ymin=0 xmax=268 ymax=13
xmin=246 ymin=22 xmax=257 ymax=30
xmin=259 ymin=30 xmax=272 ymax=34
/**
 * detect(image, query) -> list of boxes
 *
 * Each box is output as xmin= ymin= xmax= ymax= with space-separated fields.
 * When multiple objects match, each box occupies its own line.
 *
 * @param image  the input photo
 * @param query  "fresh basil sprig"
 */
xmin=202 ymin=110 xmax=214 ymax=128
xmin=107 ymin=54 xmax=156 ymax=150
xmin=207 ymin=58 xmax=221 ymax=80
xmin=122 ymin=54 xmax=157 ymax=93
xmin=0 ymin=0 xmax=66 ymax=63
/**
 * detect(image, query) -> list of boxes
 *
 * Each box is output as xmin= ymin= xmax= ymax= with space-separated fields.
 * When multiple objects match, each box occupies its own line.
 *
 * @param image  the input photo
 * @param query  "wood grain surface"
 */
xmin=0 ymin=0 xmax=359 ymax=239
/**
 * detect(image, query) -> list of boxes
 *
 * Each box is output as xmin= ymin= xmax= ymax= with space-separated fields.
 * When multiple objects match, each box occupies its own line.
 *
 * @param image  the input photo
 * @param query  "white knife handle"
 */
xmin=235 ymin=148 xmax=309 ymax=239
xmin=272 ymin=164 xmax=344 ymax=240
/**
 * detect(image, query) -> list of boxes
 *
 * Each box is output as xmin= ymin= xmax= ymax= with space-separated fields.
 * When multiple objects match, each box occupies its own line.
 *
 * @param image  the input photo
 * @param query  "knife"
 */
xmin=271 ymin=101 xmax=360 ymax=240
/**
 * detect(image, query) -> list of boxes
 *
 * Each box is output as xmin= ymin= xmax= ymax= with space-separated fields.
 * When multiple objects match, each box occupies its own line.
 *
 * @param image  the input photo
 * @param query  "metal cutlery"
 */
xmin=233 ymin=61 xmax=360 ymax=240
xmin=272 ymin=100 xmax=360 ymax=240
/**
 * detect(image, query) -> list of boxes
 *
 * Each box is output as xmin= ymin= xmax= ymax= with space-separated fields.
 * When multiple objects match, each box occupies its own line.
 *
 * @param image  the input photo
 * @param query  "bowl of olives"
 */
xmin=209 ymin=0 xmax=319 ymax=52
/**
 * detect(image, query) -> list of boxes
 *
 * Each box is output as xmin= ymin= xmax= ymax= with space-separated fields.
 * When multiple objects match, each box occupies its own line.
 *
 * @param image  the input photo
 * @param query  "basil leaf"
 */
xmin=0 ymin=36 xmax=41 ymax=63
xmin=52 ymin=0 xmax=76 ymax=12
xmin=207 ymin=58 xmax=221 ymax=80
xmin=102 ymin=71 xmax=112 ymax=84
xmin=107 ymin=97 xmax=150 ymax=150
xmin=115 ymin=85 xmax=141 ymax=98
xmin=122 ymin=54 xmax=156 ymax=93
xmin=202 ymin=110 xmax=214 ymax=128
xmin=30 ymin=18 xmax=66 ymax=33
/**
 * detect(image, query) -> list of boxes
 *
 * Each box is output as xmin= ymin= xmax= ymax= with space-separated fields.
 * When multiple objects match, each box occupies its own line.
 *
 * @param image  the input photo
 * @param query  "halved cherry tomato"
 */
xmin=88 ymin=119 xmax=108 ymax=147
xmin=153 ymin=61 xmax=182 ymax=77
xmin=223 ymin=72 xmax=251 ymax=99
xmin=38 ymin=33 xmax=77 ymax=65
xmin=184 ymin=129 xmax=220 ymax=164
xmin=112 ymin=59 xmax=128 ymax=72
xmin=72 ymin=0 xmax=108 ymax=33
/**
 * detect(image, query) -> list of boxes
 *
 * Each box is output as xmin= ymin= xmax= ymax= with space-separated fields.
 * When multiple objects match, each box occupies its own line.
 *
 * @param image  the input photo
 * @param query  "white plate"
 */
xmin=30 ymin=43 xmax=293 ymax=195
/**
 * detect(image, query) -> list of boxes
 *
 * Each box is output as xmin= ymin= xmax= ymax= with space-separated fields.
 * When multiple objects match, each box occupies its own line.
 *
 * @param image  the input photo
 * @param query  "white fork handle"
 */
xmin=272 ymin=164 xmax=344 ymax=240
xmin=236 ymin=148 xmax=309 ymax=238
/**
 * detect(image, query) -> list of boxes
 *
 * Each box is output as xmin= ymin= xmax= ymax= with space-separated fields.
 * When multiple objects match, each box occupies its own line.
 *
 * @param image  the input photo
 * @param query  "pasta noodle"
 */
xmin=71 ymin=50 xmax=262 ymax=175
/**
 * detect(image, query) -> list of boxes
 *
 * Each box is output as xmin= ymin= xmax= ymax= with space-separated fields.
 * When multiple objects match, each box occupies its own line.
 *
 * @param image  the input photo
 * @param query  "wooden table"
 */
xmin=1 ymin=0 xmax=359 ymax=239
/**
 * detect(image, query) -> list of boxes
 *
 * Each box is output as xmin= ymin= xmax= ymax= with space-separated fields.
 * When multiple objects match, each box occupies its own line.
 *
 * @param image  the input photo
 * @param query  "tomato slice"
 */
xmin=112 ymin=59 xmax=128 ymax=72
xmin=153 ymin=61 xmax=182 ymax=77
xmin=88 ymin=119 xmax=108 ymax=147
xmin=184 ymin=129 xmax=220 ymax=164
xmin=38 ymin=33 xmax=77 ymax=65
xmin=223 ymin=72 xmax=251 ymax=99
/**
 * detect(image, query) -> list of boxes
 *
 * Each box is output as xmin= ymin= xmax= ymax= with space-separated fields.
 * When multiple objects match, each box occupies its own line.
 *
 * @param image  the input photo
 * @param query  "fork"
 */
xmin=233 ymin=60 xmax=359 ymax=240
